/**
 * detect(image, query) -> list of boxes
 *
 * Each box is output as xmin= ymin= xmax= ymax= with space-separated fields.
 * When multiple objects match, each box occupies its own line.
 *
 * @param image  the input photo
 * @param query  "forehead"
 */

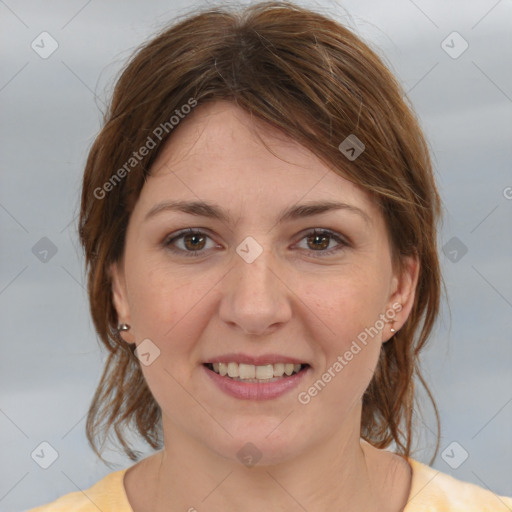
xmin=137 ymin=100 xmax=380 ymax=224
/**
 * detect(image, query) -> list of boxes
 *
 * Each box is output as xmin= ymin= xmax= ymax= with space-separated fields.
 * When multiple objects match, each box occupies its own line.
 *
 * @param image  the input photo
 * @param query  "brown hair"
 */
xmin=79 ymin=0 xmax=442 ymax=462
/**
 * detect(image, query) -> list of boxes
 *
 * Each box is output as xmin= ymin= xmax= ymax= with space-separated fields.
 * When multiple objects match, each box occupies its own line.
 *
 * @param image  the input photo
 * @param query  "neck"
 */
xmin=145 ymin=409 xmax=396 ymax=512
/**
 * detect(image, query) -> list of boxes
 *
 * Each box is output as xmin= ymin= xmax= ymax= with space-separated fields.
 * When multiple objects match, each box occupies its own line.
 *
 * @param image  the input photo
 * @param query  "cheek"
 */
xmin=298 ymin=281 xmax=384 ymax=412
xmin=302 ymin=267 xmax=389 ymax=342
xmin=128 ymin=255 xmax=182 ymax=311
xmin=296 ymin=267 xmax=388 ymax=396
xmin=126 ymin=259 xmax=218 ymax=354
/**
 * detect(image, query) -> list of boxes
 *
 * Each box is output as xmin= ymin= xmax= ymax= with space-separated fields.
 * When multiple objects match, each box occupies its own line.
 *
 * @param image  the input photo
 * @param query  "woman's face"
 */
xmin=111 ymin=100 xmax=418 ymax=465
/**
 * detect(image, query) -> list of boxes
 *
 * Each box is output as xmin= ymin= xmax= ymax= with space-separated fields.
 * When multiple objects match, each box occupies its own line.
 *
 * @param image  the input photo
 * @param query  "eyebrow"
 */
xmin=144 ymin=199 xmax=372 ymax=227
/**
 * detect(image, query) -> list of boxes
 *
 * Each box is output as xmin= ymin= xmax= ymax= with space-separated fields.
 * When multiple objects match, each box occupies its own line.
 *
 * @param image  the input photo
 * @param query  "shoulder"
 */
xmin=26 ymin=468 xmax=132 ymax=512
xmin=405 ymin=458 xmax=512 ymax=512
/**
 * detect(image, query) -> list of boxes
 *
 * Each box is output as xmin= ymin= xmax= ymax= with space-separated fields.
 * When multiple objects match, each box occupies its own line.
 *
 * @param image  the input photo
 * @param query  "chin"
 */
xmin=201 ymin=419 xmax=312 ymax=468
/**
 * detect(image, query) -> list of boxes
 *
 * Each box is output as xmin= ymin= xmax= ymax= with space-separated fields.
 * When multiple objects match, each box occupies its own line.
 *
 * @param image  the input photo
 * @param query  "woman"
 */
xmin=29 ymin=1 xmax=512 ymax=511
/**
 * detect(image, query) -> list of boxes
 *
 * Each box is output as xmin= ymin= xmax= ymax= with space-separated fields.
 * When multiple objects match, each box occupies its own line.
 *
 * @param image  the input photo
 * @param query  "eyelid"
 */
xmin=163 ymin=228 xmax=219 ymax=257
xmin=292 ymin=228 xmax=350 ymax=257
xmin=163 ymin=227 xmax=350 ymax=257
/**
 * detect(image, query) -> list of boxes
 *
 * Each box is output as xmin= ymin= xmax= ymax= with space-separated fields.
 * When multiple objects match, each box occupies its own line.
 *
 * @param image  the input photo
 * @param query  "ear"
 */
xmin=383 ymin=253 xmax=420 ymax=342
xmin=110 ymin=261 xmax=135 ymax=344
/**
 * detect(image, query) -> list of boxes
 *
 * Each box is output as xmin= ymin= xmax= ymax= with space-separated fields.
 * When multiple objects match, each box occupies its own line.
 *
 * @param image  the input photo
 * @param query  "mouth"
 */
xmin=203 ymin=362 xmax=309 ymax=383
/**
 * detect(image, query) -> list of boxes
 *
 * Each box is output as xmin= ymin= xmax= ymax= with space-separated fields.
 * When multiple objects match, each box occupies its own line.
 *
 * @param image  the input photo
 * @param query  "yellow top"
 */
xmin=27 ymin=458 xmax=512 ymax=511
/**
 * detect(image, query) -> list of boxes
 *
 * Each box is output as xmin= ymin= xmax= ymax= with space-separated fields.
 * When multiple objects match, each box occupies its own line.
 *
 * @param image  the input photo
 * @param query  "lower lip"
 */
xmin=203 ymin=365 xmax=310 ymax=400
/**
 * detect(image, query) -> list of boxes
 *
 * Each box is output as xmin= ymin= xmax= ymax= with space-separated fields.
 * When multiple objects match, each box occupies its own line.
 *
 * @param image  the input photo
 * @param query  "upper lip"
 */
xmin=204 ymin=353 xmax=309 ymax=366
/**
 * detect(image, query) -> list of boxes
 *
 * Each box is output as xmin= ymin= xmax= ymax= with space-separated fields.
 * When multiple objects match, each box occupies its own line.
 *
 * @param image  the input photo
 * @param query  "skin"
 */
xmin=111 ymin=100 xmax=419 ymax=512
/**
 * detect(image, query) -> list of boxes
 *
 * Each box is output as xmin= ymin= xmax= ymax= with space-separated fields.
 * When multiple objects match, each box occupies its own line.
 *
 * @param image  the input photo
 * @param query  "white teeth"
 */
xmin=255 ymin=364 xmax=274 ymax=379
xmin=273 ymin=363 xmax=285 ymax=377
xmin=209 ymin=362 xmax=304 ymax=380
xmin=218 ymin=362 xmax=228 ymax=376
xmin=238 ymin=363 xmax=256 ymax=379
xmin=227 ymin=362 xmax=239 ymax=378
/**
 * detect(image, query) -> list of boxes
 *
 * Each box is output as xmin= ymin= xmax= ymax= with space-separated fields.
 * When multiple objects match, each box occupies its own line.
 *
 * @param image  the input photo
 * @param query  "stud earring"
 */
xmin=117 ymin=323 xmax=131 ymax=332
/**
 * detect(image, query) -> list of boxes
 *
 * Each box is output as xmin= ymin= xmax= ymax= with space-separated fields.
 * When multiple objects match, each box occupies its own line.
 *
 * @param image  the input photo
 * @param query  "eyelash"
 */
xmin=163 ymin=228 xmax=349 ymax=258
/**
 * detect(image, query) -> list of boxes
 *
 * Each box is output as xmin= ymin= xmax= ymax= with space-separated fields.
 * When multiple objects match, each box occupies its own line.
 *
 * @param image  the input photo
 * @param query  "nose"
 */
xmin=218 ymin=247 xmax=292 ymax=336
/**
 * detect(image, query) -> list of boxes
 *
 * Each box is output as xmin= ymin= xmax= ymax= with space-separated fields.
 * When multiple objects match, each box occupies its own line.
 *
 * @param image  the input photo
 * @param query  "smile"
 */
xmin=202 ymin=361 xmax=311 ymax=400
xmin=205 ymin=362 xmax=306 ymax=382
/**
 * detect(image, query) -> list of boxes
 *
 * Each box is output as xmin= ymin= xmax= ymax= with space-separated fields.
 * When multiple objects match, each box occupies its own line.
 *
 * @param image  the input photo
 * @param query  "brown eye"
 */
xmin=182 ymin=232 xmax=206 ymax=251
xmin=306 ymin=232 xmax=330 ymax=251
xmin=296 ymin=229 xmax=349 ymax=257
xmin=164 ymin=229 xmax=215 ymax=257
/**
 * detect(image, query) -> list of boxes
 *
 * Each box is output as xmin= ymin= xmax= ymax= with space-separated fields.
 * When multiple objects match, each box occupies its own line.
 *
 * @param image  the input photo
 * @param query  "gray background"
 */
xmin=1 ymin=0 xmax=511 ymax=510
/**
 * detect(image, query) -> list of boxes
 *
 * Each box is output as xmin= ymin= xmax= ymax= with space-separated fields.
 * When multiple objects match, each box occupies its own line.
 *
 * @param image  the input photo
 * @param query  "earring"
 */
xmin=117 ymin=323 xmax=131 ymax=332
